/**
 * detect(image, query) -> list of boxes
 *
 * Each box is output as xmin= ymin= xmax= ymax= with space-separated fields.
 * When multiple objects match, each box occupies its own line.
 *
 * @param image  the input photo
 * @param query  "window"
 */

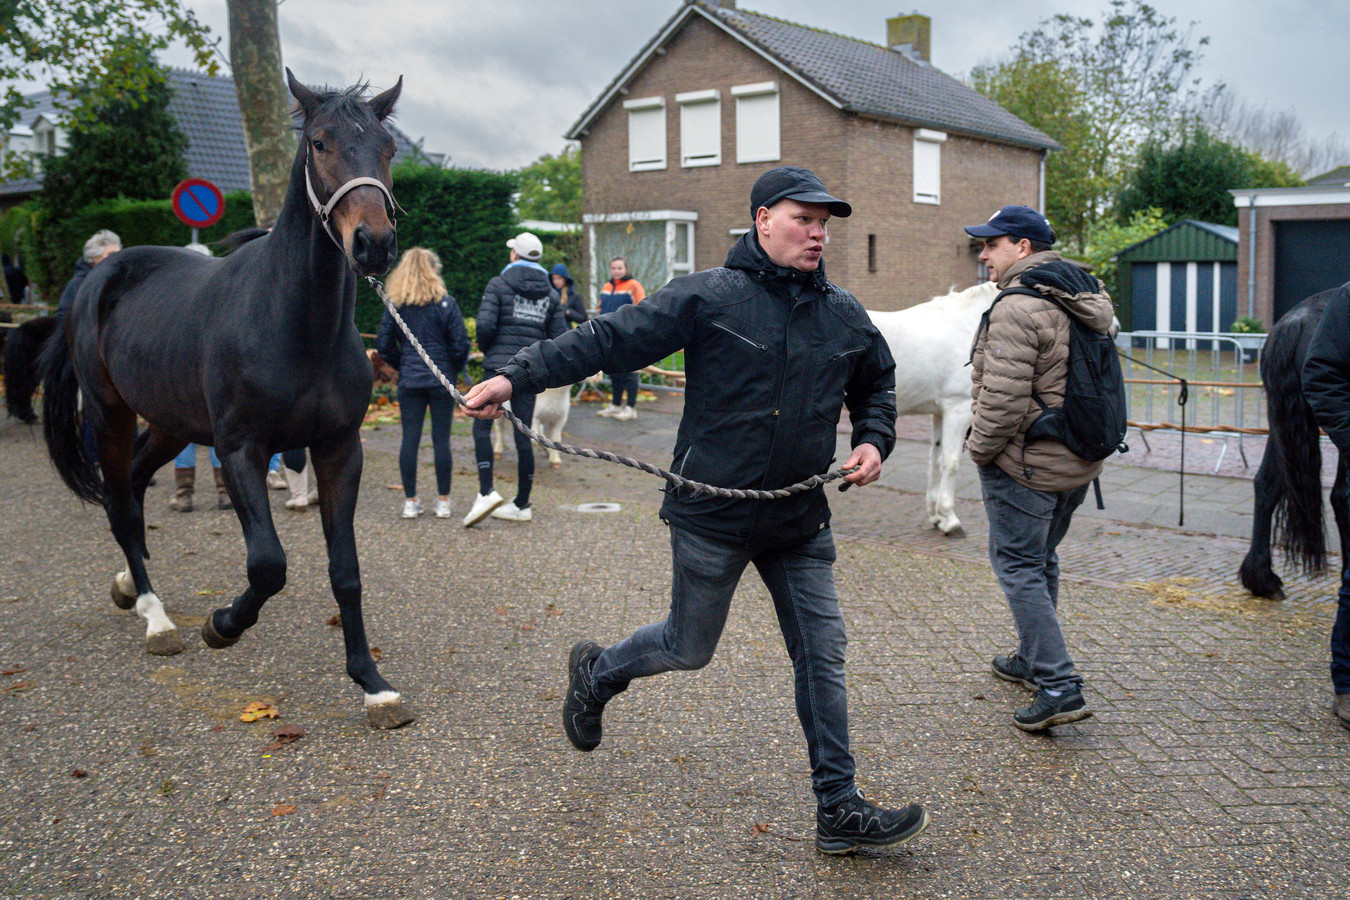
xmin=624 ymin=97 xmax=666 ymax=171
xmin=913 ymin=128 xmax=946 ymax=204
xmin=731 ymin=81 xmax=779 ymax=163
xmin=676 ymin=90 xmax=720 ymax=167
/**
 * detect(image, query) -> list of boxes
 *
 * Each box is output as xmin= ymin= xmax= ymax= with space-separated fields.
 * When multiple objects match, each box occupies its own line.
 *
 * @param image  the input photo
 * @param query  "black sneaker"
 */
xmin=815 ymin=791 xmax=929 ymax=855
xmin=563 ymin=640 xmax=606 ymax=751
xmin=991 ymin=652 xmax=1036 ymax=690
xmin=1013 ymin=687 xmax=1093 ymax=732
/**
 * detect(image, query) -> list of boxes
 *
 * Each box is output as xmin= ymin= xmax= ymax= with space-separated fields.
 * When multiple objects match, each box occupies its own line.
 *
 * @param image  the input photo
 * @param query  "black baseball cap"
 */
xmin=963 ymin=205 xmax=1056 ymax=245
xmin=750 ymin=166 xmax=852 ymax=219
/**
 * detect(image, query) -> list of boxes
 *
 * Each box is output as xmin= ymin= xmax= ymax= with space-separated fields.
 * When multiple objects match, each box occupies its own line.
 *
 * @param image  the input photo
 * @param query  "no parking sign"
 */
xmin=171 ymin=178 xmax=225 ymax=230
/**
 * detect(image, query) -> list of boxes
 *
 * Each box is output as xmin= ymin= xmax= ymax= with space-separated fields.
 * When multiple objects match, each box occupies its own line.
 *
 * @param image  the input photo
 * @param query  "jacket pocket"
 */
xmin=710 ymin=319 xmax=769 ymax=351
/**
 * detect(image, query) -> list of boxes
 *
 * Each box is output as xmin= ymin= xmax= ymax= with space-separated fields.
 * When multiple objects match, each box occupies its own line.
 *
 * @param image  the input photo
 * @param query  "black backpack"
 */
xmin=995 ymin=286 xmax=1129 ymax=463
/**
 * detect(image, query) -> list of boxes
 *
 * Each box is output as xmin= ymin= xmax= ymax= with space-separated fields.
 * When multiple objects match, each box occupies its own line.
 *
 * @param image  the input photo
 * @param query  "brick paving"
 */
xmin=1 ymin=396 xmax=1348 ymax=899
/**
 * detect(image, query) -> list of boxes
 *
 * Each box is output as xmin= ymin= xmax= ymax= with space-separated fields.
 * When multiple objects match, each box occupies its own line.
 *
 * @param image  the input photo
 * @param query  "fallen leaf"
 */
xmin=2 ymin=681 xmax=32 ymax=694
xmin=326 ymin=615 xmax=341 ymax=627
xmin=240 ymin=701 xmax=279 ymax=722
xmin=71 ymin=769 xmax=88 ymax=778
xmin=270 ymin=803 xmax=296 ymax=817
xmin=262 ymin=724 xmax=307 ymax=753
xmin=369 ymin=647 xmax=382 ymax=661
xmin=1 ymin=666 xmax=26 ymax=676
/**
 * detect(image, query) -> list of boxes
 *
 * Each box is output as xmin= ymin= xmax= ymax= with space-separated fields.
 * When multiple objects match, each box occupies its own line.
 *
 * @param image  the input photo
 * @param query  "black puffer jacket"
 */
xmin=499 ymin=230 xmax=897 ymax=546
xmin=477 ymin=263 xmax=566 ymax=374
xmin=1302 ymin=282 xmax=1350 ymax=454
xmin=375 ymin=295 xmax=470 ymax=391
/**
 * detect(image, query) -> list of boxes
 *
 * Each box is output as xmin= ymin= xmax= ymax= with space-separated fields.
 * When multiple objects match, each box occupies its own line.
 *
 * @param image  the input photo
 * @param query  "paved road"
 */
xmin=1 ymin=394 xmax=1346 ymax=899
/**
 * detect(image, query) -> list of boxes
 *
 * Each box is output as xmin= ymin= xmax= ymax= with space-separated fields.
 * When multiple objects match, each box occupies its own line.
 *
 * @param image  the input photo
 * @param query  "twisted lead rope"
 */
xmin=367 ymin=276 xmax=858 ymax=500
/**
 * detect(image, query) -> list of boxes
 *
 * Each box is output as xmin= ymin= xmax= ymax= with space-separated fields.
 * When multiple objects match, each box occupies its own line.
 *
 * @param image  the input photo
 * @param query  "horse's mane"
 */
xmin=213 ymin=228 xmax=270 ymax=254
xmin=290 ymin=81 xmax=395 ymax=128
xmin=928 ymin=281 xmax=999 ymax=310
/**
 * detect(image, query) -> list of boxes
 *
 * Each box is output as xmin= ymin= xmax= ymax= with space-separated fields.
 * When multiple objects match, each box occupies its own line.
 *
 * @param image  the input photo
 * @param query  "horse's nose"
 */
xmin=351 ymin=226 xmax=396 ymax=276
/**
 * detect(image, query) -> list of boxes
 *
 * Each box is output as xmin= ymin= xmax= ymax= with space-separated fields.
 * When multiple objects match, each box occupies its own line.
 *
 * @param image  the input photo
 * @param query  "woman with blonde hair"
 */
xmin=376 ymin=247 xmax=470 ymax=518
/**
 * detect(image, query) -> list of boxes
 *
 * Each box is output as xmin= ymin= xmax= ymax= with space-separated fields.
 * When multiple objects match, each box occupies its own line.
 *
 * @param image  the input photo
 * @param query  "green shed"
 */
xmin=1114 ymin=219 xmax=1238 ymax=333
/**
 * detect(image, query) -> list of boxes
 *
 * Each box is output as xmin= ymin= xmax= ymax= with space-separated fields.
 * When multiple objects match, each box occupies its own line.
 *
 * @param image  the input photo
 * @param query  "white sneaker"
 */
xmin=615 ymin=405 xmax=637 ymax=420
xmin=597 ymin=405 xmax=621 ymax=417
xmin=463 ymin=490 xmax=504 ymax=527
xmin=266 ymin=468 xmax=287 ymax=491
xmin=490 ymin=500 xmax=533 ymax=522
xmin=402 ymin=499 xmax=423 ymax=519
xmin=433 ymin=499 xmax=452 ymax=518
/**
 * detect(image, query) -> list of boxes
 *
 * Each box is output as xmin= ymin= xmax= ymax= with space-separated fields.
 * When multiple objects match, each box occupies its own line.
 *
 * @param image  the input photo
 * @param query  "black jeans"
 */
xmin=397 ymin=383 xmax=455 ymax=498
xmin=471 ymin=390 xmax=536 ymax=506
xmin=607 ymin=371 xmax=639 ymax=408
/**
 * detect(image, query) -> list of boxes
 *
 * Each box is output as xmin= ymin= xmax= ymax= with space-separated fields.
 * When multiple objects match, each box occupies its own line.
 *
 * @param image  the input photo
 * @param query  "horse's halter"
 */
xmin=304 ymin=145 xmax=399 ymax=250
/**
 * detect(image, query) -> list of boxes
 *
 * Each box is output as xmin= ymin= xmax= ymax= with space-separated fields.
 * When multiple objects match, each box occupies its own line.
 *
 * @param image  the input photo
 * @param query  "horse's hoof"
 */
xmin=366 ymin=701 xmax=415 ymax=730
xmin=201 ymin=612 xmax=240 ymax=649
xmin=110 ymin=582 xmax=136 ymax=610
xmin=550 ymin=461 xmax=562 ymax=469
xmin=941 ymin=525 xmax=966 ymax=539
xmin=147 ymin=629 xmax=184 ymax=656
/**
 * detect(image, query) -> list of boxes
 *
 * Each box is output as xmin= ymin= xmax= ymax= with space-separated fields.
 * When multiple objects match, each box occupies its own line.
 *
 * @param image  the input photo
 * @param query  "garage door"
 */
xmin=1274 ymin=219 xmax=1350 ymax=322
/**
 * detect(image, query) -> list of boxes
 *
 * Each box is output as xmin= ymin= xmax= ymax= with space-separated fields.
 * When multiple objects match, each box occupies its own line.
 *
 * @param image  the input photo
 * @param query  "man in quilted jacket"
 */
xmin=964 ymin=205 xmax=1115 ymax=732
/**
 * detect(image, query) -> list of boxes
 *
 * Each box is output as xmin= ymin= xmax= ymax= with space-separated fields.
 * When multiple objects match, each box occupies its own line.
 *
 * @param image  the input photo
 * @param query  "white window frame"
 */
xmin=624 ymin=96 xmax=666 ymax=172
xmin=913 ymin=128 xmax=946 ymax=205
xmin=731 ymin=81 xmax=780 ymax=164
xmin=676 ymin=89 xmax=721 ymax=168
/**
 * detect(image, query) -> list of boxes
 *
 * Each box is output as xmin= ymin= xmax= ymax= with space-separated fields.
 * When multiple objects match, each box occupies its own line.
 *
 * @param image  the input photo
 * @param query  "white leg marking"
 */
xmin=115 ymin=569 xmax=136 ymax=598
xmin=364 ymin=690 xmax=401 ymax=707
xmin=135 ymin=592 xmax=176 ymax=636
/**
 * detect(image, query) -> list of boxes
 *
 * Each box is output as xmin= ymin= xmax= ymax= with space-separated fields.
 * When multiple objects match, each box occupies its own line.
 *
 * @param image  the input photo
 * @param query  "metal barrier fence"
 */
xmin=1116 ymin=330 xmax=1270 ymax=472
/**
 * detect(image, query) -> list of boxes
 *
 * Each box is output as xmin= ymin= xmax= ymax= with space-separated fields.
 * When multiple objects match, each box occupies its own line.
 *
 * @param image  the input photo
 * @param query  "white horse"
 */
xmin=492 ymin=384 xmax=573 ymax=468
xmin=867 ymin=280 xmax=999 ymax=536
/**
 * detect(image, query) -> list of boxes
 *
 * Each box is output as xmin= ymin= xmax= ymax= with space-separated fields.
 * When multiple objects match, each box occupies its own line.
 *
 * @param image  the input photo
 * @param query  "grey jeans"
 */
xmin=979 ymin=464 xmax=1090 ymax=693
xmin=590 ymin=524 xmax=856 ymax=807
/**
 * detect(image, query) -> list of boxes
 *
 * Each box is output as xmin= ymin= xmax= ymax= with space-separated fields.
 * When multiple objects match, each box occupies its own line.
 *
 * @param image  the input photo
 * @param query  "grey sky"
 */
xmin=153 ymin=1 xmax=1350 ymax=172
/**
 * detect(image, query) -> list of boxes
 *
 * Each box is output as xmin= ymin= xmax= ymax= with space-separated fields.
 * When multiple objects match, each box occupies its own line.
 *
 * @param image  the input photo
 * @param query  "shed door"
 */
xmin=1273 ymin=219 xmax=1350 ymax=322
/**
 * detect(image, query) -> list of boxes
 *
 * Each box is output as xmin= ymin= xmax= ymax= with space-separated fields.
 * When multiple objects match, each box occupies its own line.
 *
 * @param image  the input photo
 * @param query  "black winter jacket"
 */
xmin=499 ymin=230 xmax=897 ymax=546
xmin=1301 ymin=282 xmax=1350 ymax=454
xmin=375 ymin=295 xmax=470 ymax=391
xmin=56 ymin=258 xmax=94 ymax=318
xmin=477 ymin=263 xmax=566 ymax=374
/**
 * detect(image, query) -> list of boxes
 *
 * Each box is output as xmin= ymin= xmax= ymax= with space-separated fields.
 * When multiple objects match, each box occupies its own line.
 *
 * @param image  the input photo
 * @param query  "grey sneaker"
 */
xmin=815 ymin=791 xmax=929 ymax=855
xmin=992 ymin=652 xmax=1036 ymax=690
xmin=563 ymin=640 xmax=606 ymax=751
xmin=1014 ymin=688 xmax=1093 ymax=732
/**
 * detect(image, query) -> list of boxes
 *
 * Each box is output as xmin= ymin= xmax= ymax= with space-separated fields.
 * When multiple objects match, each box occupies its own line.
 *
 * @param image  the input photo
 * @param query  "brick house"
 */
xmin=1230 ymin=173 xmax=1350 ymax=328
xmin=565 ymin=0 xmax=1057 ymax=311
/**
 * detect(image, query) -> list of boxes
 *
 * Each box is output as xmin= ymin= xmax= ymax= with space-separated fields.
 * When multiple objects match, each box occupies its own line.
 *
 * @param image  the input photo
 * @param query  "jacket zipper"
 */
xmin=830 ymin=346 xmax=866 ymax=362
xmin=710 ymin=319 xmax=768 ymax=350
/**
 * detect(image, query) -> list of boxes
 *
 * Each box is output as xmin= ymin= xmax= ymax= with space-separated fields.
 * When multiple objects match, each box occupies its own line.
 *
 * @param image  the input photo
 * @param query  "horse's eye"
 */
xmin=312 ymin=139 xmax=326 ymax=152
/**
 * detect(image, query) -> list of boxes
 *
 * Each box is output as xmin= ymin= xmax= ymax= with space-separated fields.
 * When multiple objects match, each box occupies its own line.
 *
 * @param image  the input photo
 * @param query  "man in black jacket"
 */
xmin=1300 ymin=281 xmax=1350 ymax=730
xmin=464 ymin=232 xmax=566 ymax=526
xmin=464 ymin=167 xmax=928 ymax=854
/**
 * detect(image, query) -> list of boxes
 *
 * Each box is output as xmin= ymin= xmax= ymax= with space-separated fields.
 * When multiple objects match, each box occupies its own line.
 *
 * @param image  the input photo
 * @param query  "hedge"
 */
xmin=19 ymin=163 xmax=524 ymax=338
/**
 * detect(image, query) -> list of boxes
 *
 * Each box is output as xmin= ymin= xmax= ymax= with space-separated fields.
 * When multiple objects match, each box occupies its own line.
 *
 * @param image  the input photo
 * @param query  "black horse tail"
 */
xmin=39 ymin=317 xmax=104 ymax=505
xmin=1263 ymin=315 xmax=1326 ymax=576
xmin=4 ymin=315 xmax=57 ymax=423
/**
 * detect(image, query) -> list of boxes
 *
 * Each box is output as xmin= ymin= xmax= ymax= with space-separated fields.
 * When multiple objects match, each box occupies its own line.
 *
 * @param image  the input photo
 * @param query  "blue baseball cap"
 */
xmin=963 ymin=205 xmax=1056 ymax=245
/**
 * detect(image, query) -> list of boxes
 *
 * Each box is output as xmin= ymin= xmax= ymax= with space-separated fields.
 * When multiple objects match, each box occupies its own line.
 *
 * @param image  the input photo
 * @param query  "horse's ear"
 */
xmin=368 ymin=76 xmax=402 ymax=122
xmin=286 ymin=68 xmax=321 ymax=119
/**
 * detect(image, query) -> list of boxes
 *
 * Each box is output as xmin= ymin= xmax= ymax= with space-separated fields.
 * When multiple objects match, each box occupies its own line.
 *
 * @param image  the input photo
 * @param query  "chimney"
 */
xmin=887 ymin=13 xmax=930 ymax=63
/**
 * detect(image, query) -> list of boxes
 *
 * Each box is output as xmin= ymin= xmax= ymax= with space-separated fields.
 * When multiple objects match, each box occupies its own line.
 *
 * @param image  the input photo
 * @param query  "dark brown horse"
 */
xmin=40 ymin=71 xmax=413 ymax=728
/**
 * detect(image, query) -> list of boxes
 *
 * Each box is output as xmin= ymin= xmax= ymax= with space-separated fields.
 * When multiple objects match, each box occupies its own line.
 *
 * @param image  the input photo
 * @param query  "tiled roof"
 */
xmin=2 ymin=68 xmax=430 ymax=198
xmin=1307 ymin=165 xmax=1350 ymax=187
xmin=567 ymin=1 xmax=1058 ymax=151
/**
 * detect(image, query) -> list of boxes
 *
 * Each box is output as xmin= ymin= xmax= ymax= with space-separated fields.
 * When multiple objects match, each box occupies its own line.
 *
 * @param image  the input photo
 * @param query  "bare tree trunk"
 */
xmin=226 ymin=0 xmax=292 ymax=227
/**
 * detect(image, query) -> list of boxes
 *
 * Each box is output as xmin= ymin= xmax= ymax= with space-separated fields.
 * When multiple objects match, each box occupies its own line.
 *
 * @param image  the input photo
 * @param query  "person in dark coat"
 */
xmin=1299 ymin=280 xmax=1350 ymax=730
xmin=463 ymin=232 xmax=566 ymax=526
xmin=3 ymin=254 xmax=28 ymax=304
xmin=56 ymin=230 xmax=121 ymax=317
xmin=376 ymin=247 xmax=470 ymax=519
xmin=463 ymin=166 xmax=928 ymax=856
xmin=550 ymin=263 xmax=588 ymax=327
